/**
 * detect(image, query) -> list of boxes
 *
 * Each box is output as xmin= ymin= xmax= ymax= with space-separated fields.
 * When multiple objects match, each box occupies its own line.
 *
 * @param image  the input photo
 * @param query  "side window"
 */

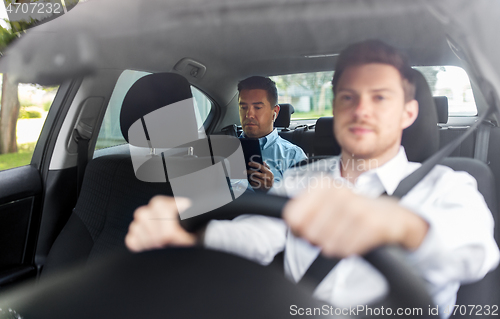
xmin=0 ymin=74 xmax=59 ymax=171
xmin=413 ymin=66 xmax=477 ymax=116
xmin=95 ymin=70 xmax=213 ymax=152
xmin=191 ymin=86 xmax=213 ymax=127
xmin=271 ymin=72 xmax=334 ymax=120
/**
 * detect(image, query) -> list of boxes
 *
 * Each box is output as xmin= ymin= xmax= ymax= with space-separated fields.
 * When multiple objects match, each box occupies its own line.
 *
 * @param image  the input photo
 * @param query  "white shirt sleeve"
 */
xmin=203 ymin=215 xmax=287 ymax=265
xmin=201 ymin=165 xmax=295 ymax=266
xmin=401 ymin=167 xmax=500 ymax=287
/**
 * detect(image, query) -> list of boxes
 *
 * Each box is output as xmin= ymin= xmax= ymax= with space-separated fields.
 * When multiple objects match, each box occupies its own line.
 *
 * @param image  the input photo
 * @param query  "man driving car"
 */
xmin=237 ymin=76 xmax=307 ymax=191
xmin=125 ymin=40 xmax=499 ymax=317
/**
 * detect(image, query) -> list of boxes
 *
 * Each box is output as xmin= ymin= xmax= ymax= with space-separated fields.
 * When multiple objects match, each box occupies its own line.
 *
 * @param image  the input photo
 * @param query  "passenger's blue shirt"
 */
xmin=240 ymin=129 xmax=308 ymax=183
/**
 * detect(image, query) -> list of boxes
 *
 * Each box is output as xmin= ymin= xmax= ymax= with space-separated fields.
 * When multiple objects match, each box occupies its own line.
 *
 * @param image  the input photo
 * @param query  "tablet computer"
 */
xmin=240 ymin=138 xmax=263 ymax=171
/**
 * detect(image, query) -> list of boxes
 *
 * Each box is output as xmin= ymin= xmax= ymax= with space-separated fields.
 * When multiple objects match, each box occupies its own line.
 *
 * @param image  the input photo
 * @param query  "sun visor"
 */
xmin=0 ymin=30 xmax=98 ymax=85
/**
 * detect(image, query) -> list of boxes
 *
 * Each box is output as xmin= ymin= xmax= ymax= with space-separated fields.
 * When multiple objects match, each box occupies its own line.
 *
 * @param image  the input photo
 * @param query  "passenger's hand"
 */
xmin=247 ymin=161 xmax=274 ymax=192
xmin=125 ymin=196 xmax=196 ymax=252
xmin=282 ymin=177 xmax=429 ymax=258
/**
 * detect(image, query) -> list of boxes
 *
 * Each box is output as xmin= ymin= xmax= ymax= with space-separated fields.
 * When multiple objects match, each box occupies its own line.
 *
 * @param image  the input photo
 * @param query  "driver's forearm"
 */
xmin=203 ymin=216 xmax=287 ymax=265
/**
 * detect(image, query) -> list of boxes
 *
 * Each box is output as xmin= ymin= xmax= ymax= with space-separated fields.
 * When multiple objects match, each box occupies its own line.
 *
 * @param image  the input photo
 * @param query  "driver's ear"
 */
xmin=402 ymin=99 xmax=418 ymax=129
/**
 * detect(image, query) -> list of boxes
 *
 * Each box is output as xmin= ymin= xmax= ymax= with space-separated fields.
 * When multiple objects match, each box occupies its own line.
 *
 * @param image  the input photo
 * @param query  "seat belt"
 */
xmin=75 ymin=130 xmax=90 ymax=198
xmin=220 ymin=124 xmax=238 ymax=137
xmin=297 ymin=103 xmax=493 ymax=293
xmin=474 ymin=121 xmax=493 ymax=163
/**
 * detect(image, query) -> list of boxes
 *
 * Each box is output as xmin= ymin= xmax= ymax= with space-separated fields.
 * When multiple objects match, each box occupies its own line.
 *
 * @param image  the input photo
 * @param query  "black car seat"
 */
xmin=42 ymin=73 xmax=195 ymax=275
xmin=274 ymin=103 xmax=294 ymax=130
xmin=44 ymin=72 xmax=246 ymax=276
xmin=313 ymin=69 xmax=439 ymax=162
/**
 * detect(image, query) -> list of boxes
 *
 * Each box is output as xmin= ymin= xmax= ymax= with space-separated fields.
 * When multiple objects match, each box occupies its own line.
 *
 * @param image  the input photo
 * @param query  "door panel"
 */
xmin=0 ymin=165 xmax=42 ymax=289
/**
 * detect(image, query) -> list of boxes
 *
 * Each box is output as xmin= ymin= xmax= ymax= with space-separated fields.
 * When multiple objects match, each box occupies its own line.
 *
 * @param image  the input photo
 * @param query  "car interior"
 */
xmin=0 ymin=0 xmax=499 ymax=318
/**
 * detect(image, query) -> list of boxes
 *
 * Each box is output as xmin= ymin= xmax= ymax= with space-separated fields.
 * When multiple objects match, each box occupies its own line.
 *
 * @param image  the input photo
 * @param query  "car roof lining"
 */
xmin=1 ymin=0 xmax=460 ymax=106
xmin=3 ymin=0 xmax=499 ymax=135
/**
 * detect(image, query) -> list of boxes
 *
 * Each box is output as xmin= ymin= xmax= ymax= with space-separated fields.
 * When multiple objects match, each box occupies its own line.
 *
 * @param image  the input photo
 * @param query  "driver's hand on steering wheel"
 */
xmin=282 ymin=178 xmax=429 ymax=258
xmin=125 ymin=196 xmax=196 ymax=252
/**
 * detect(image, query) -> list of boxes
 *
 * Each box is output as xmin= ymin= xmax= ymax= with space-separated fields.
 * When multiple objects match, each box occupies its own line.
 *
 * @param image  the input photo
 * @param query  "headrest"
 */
xmin=274 ymin=103 xmax=294 ymax=128
xmin=401 ymin=69 xmax=439 ymax=162
xmin=120 ymin=73 xmax=193 ymax=143
xmin=434 ymin=96 xmax=449 ymax=124
xmin=313 ymin=69 xmax=439 ymax=162
xmin=314 ymin=117 xmax=340 ymax=156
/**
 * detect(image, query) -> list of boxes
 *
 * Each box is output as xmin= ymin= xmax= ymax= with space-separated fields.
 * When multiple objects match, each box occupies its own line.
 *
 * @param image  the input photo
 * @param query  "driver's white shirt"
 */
xmin=204 ymin=147 xmax=499 ymax=318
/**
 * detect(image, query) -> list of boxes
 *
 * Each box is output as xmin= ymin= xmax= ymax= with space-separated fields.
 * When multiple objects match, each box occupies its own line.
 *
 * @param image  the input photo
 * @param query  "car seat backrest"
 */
xmin=434 ymin=96 xmax=448 ymax=124
xmin=401 ymin=69 xmax=440 ymax=162
xmin=43 ymin=73 xmax=197 ymax=276
xmin=313 ymin=69 xmax=439 ymax=162
xmin=120 ymin=73 xmax=194 ymax=144
xmin=274 ymin=103 xmax=294 ymax=129
xmin=442 ymin=157 xmax=500 ymax=311
xmin=314 ymin=117 xmax=340 ymax=156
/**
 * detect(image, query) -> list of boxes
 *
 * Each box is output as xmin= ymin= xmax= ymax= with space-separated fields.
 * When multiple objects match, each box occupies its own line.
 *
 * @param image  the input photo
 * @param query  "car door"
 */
xmin=0 ymin=79 xmax=80 ymax=291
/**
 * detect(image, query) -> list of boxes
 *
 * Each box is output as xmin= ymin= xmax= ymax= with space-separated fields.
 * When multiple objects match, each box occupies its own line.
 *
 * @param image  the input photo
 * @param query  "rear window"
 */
xmin=271 ymin=72 xmax=333 ymax=120
xmin=413 ymin=66 xmax=477 ymax=117
xmin=95 ymin=70 xmax=213 ymax=151
xmin=271 ymin=65 xmax=477 ymax=120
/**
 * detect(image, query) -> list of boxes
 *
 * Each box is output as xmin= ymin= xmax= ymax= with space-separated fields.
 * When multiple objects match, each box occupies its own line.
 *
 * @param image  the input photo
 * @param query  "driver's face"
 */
xmin=333 ymin=63 xmax=418 ymax=160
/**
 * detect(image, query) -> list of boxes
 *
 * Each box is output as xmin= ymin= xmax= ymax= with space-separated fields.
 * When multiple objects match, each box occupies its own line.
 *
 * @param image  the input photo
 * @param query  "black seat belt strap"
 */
xmin=392 ymin=104 xmax=491 ymax=199
xmin=474 ymin=121 xmax=492 ymax=163
xmin=297 ymin=256 xmax=341 ymax=293
xmin=298 ymin=103 xmax=493 ymax=292
xmin=75 ymin=130 xmax=90 ymax=198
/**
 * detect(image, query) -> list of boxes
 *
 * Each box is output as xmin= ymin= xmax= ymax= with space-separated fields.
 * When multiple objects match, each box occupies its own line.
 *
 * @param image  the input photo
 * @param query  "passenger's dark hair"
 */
xmin=237 ymin=76 xmax=278 ymax=107
xmin=332 ymin=39 xmax=416 ymax=102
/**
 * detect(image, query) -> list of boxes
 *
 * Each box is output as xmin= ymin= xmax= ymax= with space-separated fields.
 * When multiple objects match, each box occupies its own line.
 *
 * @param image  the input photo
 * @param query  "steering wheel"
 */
xmin=182 ymin=192 xmax=435 ymax=314
xmin=0 ymin=193 xmax=435 ymax=319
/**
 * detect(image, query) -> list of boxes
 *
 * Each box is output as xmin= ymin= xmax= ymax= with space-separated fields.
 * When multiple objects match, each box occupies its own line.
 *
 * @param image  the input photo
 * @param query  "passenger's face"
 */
xmin=333 ymin=63 xmax=418 ymax=160
xmin=239 ymin=89 xmax=278 ymax=138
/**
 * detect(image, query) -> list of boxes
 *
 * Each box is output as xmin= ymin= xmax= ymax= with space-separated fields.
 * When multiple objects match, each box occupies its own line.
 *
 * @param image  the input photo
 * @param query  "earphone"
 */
xmin=273 ymin=113 xmax=277 ymax=121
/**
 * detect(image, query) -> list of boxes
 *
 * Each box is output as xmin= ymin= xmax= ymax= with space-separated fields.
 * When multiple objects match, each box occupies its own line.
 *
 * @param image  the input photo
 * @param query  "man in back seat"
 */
xmin=237 ymin=76 xmax=307 ymax=192
xmin=125 ymin=40 xmax=499 ymax=318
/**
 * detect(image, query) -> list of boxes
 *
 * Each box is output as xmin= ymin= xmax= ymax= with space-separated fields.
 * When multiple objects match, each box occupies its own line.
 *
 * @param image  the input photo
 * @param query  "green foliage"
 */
xmin=42 ymin=100 xmax=52 ymax=111
xmin=0 ymin=17 xmax=37 ymax=54
xmin=272 ymin=71 xmax=334 ymax=113
xmin=0 ymin=23 xmax=18 ymax=52
xmin=18 ymin=107 xmax=42 ymax=119
xmin=0 ymin=142 xmax=35 ymax=171
xmin=19 ymin=96 xmax=31 ymax=107
xmin=292 ymin=109 xmax=333 ymax=120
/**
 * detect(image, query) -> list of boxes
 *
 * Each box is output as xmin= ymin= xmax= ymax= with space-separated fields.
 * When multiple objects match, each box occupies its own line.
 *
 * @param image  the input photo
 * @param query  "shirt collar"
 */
xmin=330 ymin=146 xmax=409 ymax=195
xmin=372 ymin=146 xmax=409 ymax=195
xmin=241 ymin=129 xmax=279 ymax=150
